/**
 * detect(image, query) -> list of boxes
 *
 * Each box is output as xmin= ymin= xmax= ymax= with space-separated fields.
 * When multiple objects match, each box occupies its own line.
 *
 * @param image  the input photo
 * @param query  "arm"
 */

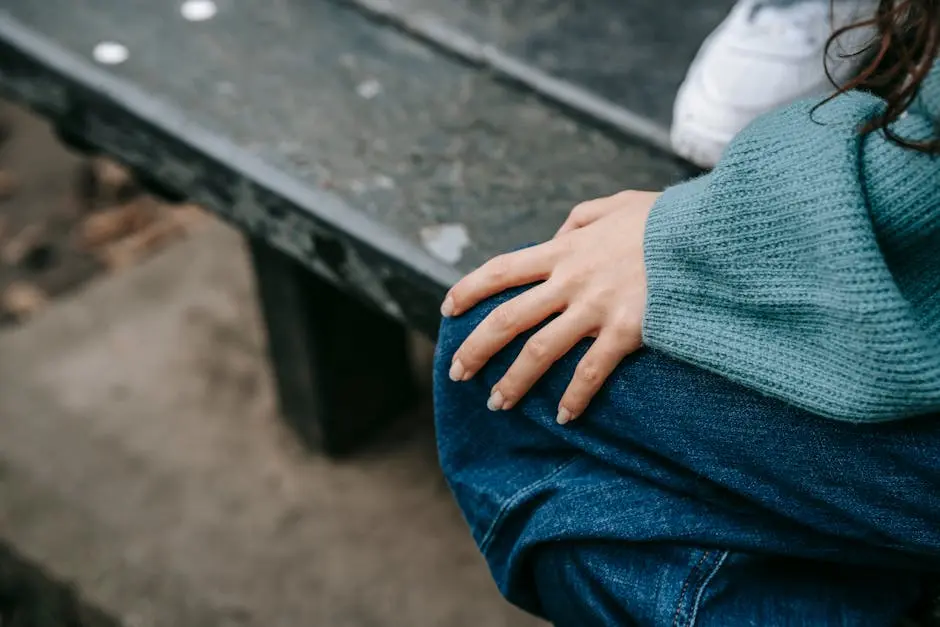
xmin=642 ymin=81 xmax=940 ymax=422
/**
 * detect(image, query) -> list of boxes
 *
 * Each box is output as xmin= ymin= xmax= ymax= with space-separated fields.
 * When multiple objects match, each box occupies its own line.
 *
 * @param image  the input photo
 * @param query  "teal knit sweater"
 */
xmin=643 ymin=61 xmax=940 ymax=423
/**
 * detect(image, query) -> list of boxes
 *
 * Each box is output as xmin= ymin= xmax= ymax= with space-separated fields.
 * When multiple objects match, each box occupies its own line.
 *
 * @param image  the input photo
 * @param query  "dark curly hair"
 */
xmin=824 ymin=0 xmax=940 ymax=153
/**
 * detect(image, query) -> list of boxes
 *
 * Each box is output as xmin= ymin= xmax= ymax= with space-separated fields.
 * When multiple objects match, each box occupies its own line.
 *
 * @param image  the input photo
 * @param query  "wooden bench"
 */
xmin=0 ymin=0 xmax=727 ymax=455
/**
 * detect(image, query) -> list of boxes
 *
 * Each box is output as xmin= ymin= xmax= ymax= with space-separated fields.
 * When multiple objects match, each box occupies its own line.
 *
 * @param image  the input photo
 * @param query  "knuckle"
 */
xmin=549 ymin=270 xmax=571 ymax=290
xmin=587 ymin=284 xmax=617 ymax=305
xmin=609 ymin=326 xmax=631 ymax=345
xmin=485 ymin=255 xmax=511 ymax=282
xmin=550 ymin=236 xmax=575 ymax=259
xmin=609 ymin=310 xmax=640 ymax=338
xmin=576 ymin=360 xmax=602 ymax=385
xmin=523 ymin=335 xmax=551 ymax=362
xmin=570 ymin=199 xmax=593 ymax=218
xmin=564 ymin=305 xmax=599 ymax=332
xmin=551 ymin=264 xmax=579 ymax=287
xmin=489 ymin=303 xmax=516 ymax=332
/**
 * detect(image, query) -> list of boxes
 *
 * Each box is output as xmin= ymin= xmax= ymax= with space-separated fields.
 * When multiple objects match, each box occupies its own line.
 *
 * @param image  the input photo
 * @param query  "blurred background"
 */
xmin=0 ymin=102 xmax=538 ymax=626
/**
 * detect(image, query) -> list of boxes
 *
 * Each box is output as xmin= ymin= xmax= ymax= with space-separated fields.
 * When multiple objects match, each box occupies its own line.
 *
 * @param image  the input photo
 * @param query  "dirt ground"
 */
xmin=0 ymin=102 xmax=212 ymax=625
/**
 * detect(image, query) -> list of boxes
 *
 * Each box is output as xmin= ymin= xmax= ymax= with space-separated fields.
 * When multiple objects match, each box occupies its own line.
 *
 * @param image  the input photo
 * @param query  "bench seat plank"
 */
xmin=341 ymin=0 xmax=737 ymax=135
xmin=0 ymin=0 xmax=694 ymax=337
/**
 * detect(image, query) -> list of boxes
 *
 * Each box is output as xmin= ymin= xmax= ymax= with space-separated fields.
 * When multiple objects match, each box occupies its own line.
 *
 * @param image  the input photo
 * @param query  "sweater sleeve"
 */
xmin=642 ymin=83 xmax=940 ymax=422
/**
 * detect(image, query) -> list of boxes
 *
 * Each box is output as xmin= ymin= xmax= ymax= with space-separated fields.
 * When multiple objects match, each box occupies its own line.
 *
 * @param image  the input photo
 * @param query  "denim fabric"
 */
xmin=434 ymin=287 xmax=940 ymax=626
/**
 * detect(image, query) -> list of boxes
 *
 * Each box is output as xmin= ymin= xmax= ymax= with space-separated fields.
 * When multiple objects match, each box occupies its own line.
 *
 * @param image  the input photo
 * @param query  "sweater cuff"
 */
xmin=641 ymin=173 xmax=714 ymax=351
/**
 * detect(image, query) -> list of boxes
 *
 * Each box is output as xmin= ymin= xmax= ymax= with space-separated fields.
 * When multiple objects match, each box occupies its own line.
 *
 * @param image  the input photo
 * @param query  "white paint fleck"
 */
xmin=92 ymin=42 xmax=129 ymax=65
xmin=374 ymin=174 xmax=395 ymax=189
xmin=356 ymin=79 xmax=382 ymax=100
xmin=181 ymin=0 xmax=217 ymax=21
xmin=420 ymin=223 xmax=471 ymax=265
xmin=349 ymin=180 xmax=367 ymax=194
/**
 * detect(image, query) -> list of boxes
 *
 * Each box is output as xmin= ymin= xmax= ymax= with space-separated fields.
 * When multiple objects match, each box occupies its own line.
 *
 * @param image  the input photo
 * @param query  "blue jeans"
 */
xmin=434 ymin=287 xmax=940 ymax=626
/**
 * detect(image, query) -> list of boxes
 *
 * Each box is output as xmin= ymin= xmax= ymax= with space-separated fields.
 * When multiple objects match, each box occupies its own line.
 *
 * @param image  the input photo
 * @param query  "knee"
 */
xmin=432 ymin=287 xmax=545 ymax=546
xmin=433 ymin=286 xmax=525 ymax=390
xmin=433 ymin=289 xmax=517 ymax=446
xmin=432 ymin=285 xmax=545 ymax=486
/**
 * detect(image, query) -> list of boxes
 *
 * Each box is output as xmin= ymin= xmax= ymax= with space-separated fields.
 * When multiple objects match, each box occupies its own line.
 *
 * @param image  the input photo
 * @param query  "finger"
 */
xmin=449 ymin=282 xmax=564 ymax=382
xmin=556 ymin=331 xmax=639 ymax=424
xmin=554 ymin=193 xmax=627 ymax=238
xmin=487 ymin=310 xmax=595 ymax=411
xmin=442 ymin=243 xmax=558 ymax=317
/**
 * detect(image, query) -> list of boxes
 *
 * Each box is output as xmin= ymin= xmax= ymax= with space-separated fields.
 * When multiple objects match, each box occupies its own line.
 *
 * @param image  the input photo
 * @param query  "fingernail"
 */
xmin=556 ymin=407 xmax=573 ymax=425
xmin=449 ymin=359 xmax=466 ymax=382
xmin=487 ymin=390 xmax=505 ymax=412
xmin=440 ymin=296 xmax=455 ymax=317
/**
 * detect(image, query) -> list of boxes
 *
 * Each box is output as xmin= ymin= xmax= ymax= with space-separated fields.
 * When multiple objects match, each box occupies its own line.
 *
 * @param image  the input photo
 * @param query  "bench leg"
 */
xmin=247 ymin=237 xmax=417 ymax=456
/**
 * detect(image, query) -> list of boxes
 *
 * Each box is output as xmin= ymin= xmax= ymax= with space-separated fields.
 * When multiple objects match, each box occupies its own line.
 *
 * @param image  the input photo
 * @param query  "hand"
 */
xmin=441 ymin=190 xmax=660 ymax=424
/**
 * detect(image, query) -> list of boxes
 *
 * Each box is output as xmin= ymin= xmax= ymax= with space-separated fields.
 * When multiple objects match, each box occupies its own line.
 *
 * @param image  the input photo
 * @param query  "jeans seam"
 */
xmin=687 ymin=550 xmax=730 ymax=627
xmin=478 ymin=456 xmax=580 ymax=555
xmin=672 ymin=550 xmax=712 ymax=627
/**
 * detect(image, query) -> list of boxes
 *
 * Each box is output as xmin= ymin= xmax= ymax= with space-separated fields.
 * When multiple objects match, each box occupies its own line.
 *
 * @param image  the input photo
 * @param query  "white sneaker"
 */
xmin=671 ymin=0 xmax=878 ymax=168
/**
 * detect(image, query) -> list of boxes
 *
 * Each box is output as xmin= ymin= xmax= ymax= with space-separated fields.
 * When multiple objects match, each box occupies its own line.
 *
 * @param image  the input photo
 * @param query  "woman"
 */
xmin=434 ymin=1 xmax=940 ymax=625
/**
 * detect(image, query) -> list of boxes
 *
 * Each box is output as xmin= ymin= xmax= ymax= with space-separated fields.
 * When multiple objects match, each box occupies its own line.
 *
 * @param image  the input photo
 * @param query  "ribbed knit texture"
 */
xmin=643 ymin=61 xmax=940 ymax=422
